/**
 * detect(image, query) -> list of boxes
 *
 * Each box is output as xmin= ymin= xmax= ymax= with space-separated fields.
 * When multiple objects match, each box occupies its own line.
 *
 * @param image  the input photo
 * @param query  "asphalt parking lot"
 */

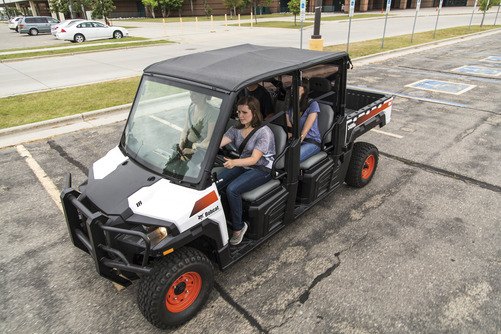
xmin=0 ymin=22 xmax=68 ymax=49
xmin=1 ymin=33 xmax=500 ymax=333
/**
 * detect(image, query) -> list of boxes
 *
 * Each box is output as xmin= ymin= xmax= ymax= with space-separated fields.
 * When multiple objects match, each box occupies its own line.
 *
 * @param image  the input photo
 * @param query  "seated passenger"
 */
xmin=286 ymin=79 xmax=321 ymax=161
xmin=237 ymin=83 xmax=274 ymax=118
xmin=217 ymin=96 xmax=276 ymax=246
xmin=179 ymin=91 xmax=218 ymax=165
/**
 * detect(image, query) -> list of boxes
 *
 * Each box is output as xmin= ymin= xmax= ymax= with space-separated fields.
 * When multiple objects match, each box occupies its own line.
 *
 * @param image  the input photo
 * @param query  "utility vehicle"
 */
xmin=61 ymin=44 xmax=393 ymax=329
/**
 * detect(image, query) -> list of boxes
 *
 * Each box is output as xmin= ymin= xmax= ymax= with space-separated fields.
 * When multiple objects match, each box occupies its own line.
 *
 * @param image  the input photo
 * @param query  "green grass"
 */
xmin=0 ymin=36 xmax=150 ymax=53
xmin=2 ymin=25 xmax=500 ymax=128
xmin=0 ymin=39 xmax=171 ymax=61
xmin=307 ymin=13 xmax=386 ymax=21
xmin=229 ymin=21 xmax=314 ymax=29
xmin=324 ymin=25 xmax=501 ymax=58
xmin=121 ymin=13 xmax=293 ymax=23
xmin=0 ymin=77 xmax=141 ymax=129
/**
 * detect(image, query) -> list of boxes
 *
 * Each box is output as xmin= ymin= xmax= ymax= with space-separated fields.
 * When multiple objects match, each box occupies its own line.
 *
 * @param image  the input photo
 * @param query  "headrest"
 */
xmin=309 ymin=77 xmax=331 ymax=93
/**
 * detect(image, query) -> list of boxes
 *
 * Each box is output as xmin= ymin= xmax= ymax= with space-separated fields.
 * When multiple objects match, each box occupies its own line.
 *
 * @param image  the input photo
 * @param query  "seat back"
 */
xmin=267 ymin=123 xmax=287 ymax=170
xmin=309 ymin=76 xmax=336 ymax=106
xmin=317 ymin=103 xmax=335 ymax=146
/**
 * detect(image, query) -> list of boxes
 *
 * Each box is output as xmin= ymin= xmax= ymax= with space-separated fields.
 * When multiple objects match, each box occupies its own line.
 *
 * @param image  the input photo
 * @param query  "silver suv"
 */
xmin=18 ymin=16 xmax=59 ymax=36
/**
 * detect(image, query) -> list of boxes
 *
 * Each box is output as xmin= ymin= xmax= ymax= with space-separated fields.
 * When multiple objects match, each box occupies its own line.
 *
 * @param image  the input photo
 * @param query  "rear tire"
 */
xmin=137 ymin=247 xmax=214 ymax=329
xmin=29 ymin=28 xmax=38 ymax=36
xmin=113 ymin=30 xmax=123 ymax=39
xmin=345 ymin=142 xmax=379 ymax=188
xmin=74 ymin=33 xmax=85 ymax=43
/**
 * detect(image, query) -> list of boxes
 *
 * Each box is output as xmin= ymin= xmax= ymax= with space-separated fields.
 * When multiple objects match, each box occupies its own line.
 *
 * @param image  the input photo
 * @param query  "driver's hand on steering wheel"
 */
xmin=223 ymin=157 xmax=237 ymax=169
xmin=182 ymin=148 xmax=195 ymax=155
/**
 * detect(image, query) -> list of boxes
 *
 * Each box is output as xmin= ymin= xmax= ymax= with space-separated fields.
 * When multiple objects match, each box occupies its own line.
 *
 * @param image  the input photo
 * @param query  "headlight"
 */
xmin=146 ymin=226 xmax=168 ymax=245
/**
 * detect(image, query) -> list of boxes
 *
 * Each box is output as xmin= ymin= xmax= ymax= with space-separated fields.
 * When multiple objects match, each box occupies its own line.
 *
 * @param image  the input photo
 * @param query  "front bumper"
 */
xmin=60 ymin=174 xmax=152 ymax=286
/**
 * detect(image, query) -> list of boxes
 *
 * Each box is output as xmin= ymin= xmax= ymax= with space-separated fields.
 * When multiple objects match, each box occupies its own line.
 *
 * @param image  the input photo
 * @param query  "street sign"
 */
xmin=349 ymin=0 xmax=355 ymax=17
xmin=300 ymin=0 xmax=306 ymax=22
xmin=386 ymin=0 xmax=392 ymax=14
xmin=416 ymin=0 xmax=421 ymax=11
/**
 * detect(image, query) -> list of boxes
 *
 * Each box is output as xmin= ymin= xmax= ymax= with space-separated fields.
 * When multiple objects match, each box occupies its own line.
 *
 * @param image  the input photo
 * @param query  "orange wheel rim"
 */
xmin=361 ymin=155 xmax=375 ymax=180
xmin=165 ymin=272 xmax=202 ymax=313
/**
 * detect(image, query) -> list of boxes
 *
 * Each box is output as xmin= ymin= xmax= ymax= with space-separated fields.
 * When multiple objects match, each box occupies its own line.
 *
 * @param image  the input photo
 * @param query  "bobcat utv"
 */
xmin=61 ymin=44 xmax=393 ymax=329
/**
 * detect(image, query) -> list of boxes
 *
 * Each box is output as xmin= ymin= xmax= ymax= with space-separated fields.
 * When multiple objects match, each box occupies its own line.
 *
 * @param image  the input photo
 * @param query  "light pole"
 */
xmin=309 ymin=0 xmax=324 ymax=51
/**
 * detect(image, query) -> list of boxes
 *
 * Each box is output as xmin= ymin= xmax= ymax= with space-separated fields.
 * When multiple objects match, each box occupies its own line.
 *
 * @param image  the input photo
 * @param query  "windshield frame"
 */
xmin=119 ymin=74 xmax=233 ymax=189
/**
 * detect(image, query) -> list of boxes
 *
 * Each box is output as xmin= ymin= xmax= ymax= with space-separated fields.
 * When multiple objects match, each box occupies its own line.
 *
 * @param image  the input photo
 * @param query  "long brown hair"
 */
xmin=299 ymin=78 xmax=310 ymax=116
xmin=235 ymin=96 xmax=263 ymax=129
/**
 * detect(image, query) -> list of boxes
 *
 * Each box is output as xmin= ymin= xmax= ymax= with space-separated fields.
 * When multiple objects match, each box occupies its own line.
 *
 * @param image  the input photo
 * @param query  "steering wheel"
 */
xmin=215 ymin=143 xmax=239 ymax=167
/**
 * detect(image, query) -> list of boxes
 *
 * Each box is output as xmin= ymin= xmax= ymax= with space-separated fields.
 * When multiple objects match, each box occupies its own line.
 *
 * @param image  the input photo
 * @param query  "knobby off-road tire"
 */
xmin=137 ymin=247 xmax=214 ymax=329
xmin=345 ymin=142 xmax=379 ymax=188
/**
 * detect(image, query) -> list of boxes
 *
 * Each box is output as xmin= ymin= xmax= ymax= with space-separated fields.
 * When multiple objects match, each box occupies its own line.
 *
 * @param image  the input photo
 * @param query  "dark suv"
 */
xmin=18 ymin=16 xmax=59 ymax=35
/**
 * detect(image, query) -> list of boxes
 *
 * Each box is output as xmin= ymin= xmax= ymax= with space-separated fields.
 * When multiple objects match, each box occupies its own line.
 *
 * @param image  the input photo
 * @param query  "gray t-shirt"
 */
xmin=224 ymin=126 xmax=276 ymax=169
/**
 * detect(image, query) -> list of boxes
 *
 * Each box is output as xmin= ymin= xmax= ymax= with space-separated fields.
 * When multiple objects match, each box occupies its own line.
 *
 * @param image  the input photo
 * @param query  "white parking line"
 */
xmin=371 ymin=129 xmax=403 ymax=139
xmin=16 ymin=145 xmax=63 ymax=213
xmin=149 ymin=115 xmax=183 ymax=132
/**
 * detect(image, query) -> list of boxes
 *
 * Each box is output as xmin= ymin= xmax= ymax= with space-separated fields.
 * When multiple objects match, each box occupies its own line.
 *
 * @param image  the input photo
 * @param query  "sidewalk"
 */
xmin=1 ymin=27 xmax=499 ymax=149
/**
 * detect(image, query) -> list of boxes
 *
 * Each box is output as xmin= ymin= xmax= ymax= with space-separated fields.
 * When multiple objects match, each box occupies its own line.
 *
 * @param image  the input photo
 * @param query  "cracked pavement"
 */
xmin=1 ymin=33 xmax=500 ymax=333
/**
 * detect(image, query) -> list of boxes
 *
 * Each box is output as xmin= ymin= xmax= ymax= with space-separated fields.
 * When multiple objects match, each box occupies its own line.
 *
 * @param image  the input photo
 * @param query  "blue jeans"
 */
xmin=217 ymin=167 xmax=271 ymax=230
xmin=300 ymin=142 xmax=321 ymax=161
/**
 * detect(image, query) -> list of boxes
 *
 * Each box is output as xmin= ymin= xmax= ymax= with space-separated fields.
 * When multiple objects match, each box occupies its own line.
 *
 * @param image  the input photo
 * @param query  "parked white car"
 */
xmin=55 ymin=20 xmax=128 ymax=43
xmin=8 ymin=16 xmax=24 ymax=32
xmin=51 ymin=19 xmax=84 ymax=36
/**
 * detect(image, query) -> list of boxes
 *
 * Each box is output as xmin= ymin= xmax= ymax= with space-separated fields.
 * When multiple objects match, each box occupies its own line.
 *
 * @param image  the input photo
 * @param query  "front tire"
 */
xmin=74 ymin=33 xmax=85 ymax=43
xmin=29 ymin=28 xmax=38 ymax=36
xmin=345 ymin=142 xmax=379 ymax=188
xmin=113 ymin=30 xmax=123 ymax=39
xmin=137 ymin=247 xmax=214 ymax=329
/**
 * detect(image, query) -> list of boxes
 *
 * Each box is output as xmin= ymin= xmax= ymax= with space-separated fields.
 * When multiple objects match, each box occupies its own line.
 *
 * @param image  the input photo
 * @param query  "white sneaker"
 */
xmin=230 ymin=223 xmax=248 ymax=246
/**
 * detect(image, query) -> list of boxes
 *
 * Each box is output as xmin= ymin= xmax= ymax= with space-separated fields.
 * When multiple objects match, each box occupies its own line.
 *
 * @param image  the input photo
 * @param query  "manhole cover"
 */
xmin=405 ymin=79 xmax=476 ymax=95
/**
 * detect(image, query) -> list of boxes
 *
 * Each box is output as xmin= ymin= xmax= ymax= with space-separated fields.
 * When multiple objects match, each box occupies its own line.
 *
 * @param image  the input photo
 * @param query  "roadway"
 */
xmin=0 ymin=7 xmax=499 ymax=98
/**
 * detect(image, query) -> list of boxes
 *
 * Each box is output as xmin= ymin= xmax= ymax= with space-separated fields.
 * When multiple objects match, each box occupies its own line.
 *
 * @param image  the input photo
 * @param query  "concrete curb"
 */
xmin=0 ymin=40 xmax=174 ymax=63
xmin=1 ymin=27 xmax=499 ymax=141
xmin=0 ymin=103 xmax=131 ymax=137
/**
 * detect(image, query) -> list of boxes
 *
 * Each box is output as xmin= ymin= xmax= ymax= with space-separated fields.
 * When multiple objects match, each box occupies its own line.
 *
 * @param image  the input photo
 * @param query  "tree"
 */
xmin=158 ymin=0 xmax=183 ymax=17
xmin=91 ymin=0 xmax=115 ymax=24
xmin=49 ymin=0 xmax=69 ymax=20
xmin=243 ymin=0 xmax=272 ymax=23
xmin=478 ymin=0 xmax=500 ymax=26
xmin=288 ymin=0 xmax=302 ymax=25
xmin=188 ymin=0 xmax=195 ymax=15
xmin=203 ymin=0 xmax=212 ymax=17
xmin=142 ymin=0 xmax=158 ymax=18
xmin=224 ymin=0 xmax=243 ymax=18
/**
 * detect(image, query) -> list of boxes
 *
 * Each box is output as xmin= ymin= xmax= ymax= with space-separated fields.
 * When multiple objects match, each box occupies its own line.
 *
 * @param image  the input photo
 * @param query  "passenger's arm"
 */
xmin=301 ymin=112 xmax=318 ymax=142
xmin=179 ymin=109 xmax=190 ymax=149
xmin=223 ymin=149 xmax=263 ymax=169
xmin=194 ymin=121 xmax=215 ymax=150
xmin=286 ymin=114 xmax=293 ymax=138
